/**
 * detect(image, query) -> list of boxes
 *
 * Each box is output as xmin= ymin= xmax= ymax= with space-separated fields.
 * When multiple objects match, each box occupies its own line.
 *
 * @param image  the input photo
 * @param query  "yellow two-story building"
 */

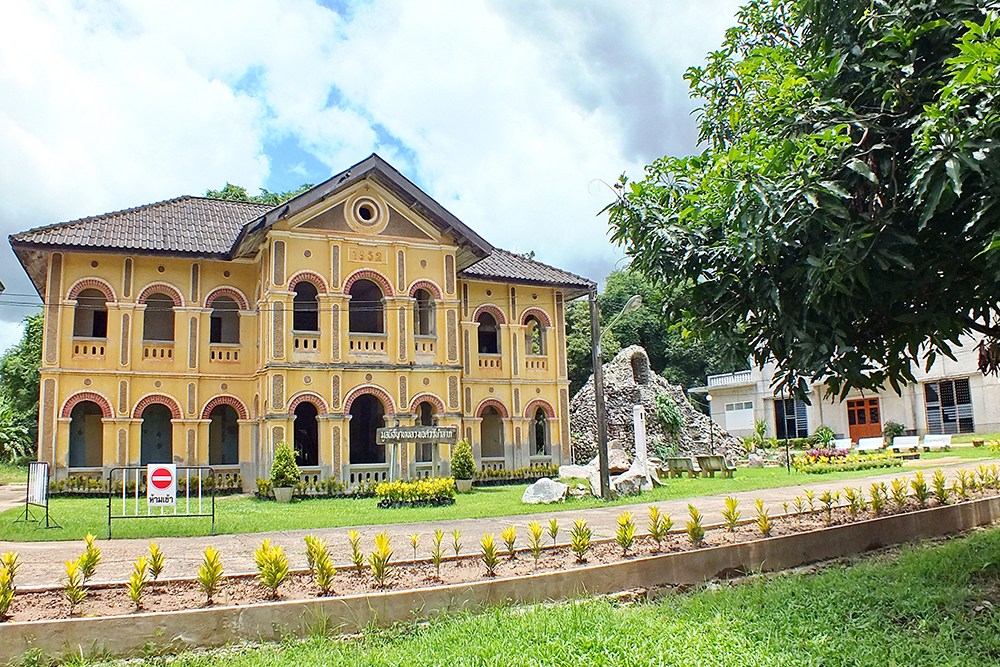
xmin=11 ymin=155 xmax=593 ymax=489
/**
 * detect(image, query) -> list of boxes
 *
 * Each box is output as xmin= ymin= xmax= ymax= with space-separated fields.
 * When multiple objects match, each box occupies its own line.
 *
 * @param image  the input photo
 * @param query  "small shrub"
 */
xmin=527 ymin=521 xmax=544 ymax=567
xmin=304 ymin=537 xmax=336 ymax=596
xmin=63 ymin=559 xmax=87 ymax=614
xmin=911 ymin=471 xmax=930 ymax=509
xmin=647 ymin=506 xmax=672 ymax=550
xmin=304 ymin=535 xmax=322 ymax=574
xmin=480 ymin=534 xmax=501 ymax=577
xmin=805 ymin=490 xmax=815 ymax=512
xmin=255 ymin=540 xmax=289 ymax=598
xmin=147 ymin=542 xmax=165 ymax=583
xmin=348 ymin=530 xmax=366 ymax=574
xmin=810 ymin=425 xmax=836 ymax=447
xmin=431 ymin=530 xmax=446 ymax=578
xmin=369 ymin=532 xmax=393 ymax=588
xmin=843 ymin=487 xmax=867 ymax=517
xmin=721 ymin=497 xmax=741 ymax=535
xmin=127 ymin=556 xmax=148 ymax=610
xmin=270 ymin=441 xmax=301 ymax=488
xmin=197 ymin=546 xmax=224 ymax=605
xmin=547 ymin=519 xmax=559 ymax=547
xmin=819 ymin=490 xmax=835 ymax=524
xmin=870 ymin=482 xmax=887 ymax=515
xmin=655 ymin=393 xmax=683 ymax=435
xmin=570 ymin=519 xmax=592 ymax=563
xmin=451 ymin=529 xmax=463 ymax=557
xmin=0 ymin=552 xmax=18 ymax=621
xmin=450 ymin=440 xmax=476 ymax=480
xmin=891 ymin=478 xmax=909 ymax=510
xmin=409 ymin=533 xmax=420 ymax=560
xmin=375 ymin=478 xmax=456 ymax=507
xmin=79 ymin=533 xmax=101 ymax=583
xmin=882 ymin=420 xmax=906 ymax=439
xmin=685 ymin=504 xmax=705 ymax=547
xmin=792 ymin=496 xmax=805 ymax=516
xmin=500 ymin=526 xmax=517 ymax=559
xmin=615 ymin=512 xmax=636 ymax=556
xmin=754 ymin=499 xmax=772 ymax=537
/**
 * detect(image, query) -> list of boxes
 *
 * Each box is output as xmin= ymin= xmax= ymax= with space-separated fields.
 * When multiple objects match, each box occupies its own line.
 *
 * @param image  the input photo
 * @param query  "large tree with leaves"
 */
xmin=205 ymin=182 xmax=313 ymax=206
xmin=607 ymin=0 xmax=1000 ymax=398
xmin=0 ymin=313 xmax=42 ymax=460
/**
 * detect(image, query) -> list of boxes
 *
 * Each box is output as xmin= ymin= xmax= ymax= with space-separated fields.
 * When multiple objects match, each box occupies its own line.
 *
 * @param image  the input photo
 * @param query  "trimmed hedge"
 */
xmin=375 ymin=477 xmax=456 ymax=508
xmin=792 ymin=452 xmax=901 ymax=474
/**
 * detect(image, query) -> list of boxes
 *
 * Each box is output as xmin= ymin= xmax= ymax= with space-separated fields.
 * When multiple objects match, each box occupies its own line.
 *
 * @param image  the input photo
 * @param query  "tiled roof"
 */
xmin=10 ymin=196 xmax=272 ymax=256
xmin=461 ymin=248 xmax=595 ymax=293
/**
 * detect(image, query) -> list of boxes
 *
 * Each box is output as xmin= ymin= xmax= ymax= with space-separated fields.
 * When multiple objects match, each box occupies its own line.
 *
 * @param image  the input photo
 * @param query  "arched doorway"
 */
xmin=140 ymin=404 xmax=173 ymax=464
xmin=415 ymin=401 xmax=435 ymax=462
xmin=208 ymin=405 xmax=239 ymax=465
xmin=293 ymin=402 xmax=319 ymax=466
xmin=481 ymin=406 xmax=504 ymax=459
xmin=69 ymin=401 xmax=103 ymax=467
xmin=531 ymin=407 xmax=549 ymax=456
xmin=350 ymin=394 xmax=386 ymax=464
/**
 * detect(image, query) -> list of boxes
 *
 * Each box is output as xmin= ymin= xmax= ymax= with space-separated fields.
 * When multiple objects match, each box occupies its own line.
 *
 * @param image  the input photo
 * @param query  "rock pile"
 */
xmin=569 ymin=345 xmax=742 ymax=463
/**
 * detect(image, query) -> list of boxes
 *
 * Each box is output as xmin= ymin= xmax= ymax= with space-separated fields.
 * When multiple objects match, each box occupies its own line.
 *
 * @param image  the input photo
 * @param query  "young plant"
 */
xmin=79 ymin=533 xmax=101 ymax=583
xmin=0 ymin=552 xmax=19 ymax=621
xmin=369 ymin=532 xmax=393 ymax=588
xmin=685 ymin=504 xmax=705 ymax=547
xmin=126 ymin=556 xmax=148 ymax=610
xmin=63 ymin=559 xmax=87 ymax=614
xmin=819 ymin=490 xmax=835 ymax=524
xmin=311 ymin=541 xmax=337 ymax=597
xmin=409 ymin=533 xmax=421 ymax=560
xmin=910 ymin=471 xmax=930 ymax=509
xmin=804 ymin=489 xmax=816 ymax=513
xmin=146 ymin=541 xmax=165 ymax=583
xmin=197 ymin=546 xmax=224 ymax=605
xmin=547 ymin=519 xmax=559 ymax=547
xmin=792 ymin=496 xmax=805 ymax=516
xmin=615 ymin=512 xmax=636 ymax=556
xmin=721 ymin=497 xmax=741 ymax=536
xmin=480 ymin=534 xmax=501 ymax=577
xmin=304 ymin=535 xmax=323 ymax=574
xmin=255 ymin=540 xmax=289 ymax=598
xmin=869 ymin=482 xmax=888 ymax=515
xmin=569 ymin=519 xmax=592 ymax=563
xmin=931 ymin=470 xmax=950 ymax=505
xmin=647 ymin=506 xmax=672 ymax=550
xmin=754 ymin=499 xmax=772 ymax=538
xmin=500 ymin=526 xmax=517 ymax=560
xmin=451 ymin=529 xmax=463 ymax=558
xmin=348 ymin=530 xmax=366 ymax=574
xmin=431 ymin=529 xmax=446 ymax=578
xmin=782 ymin=501 xmax=789 ymax=515
xmin=527 ymin=521 xmax=544 ymax=567
xmin=890 ymin=478 xmax=909 ymax=511
xmin=843 ymin=487 xmax=866 ymax=517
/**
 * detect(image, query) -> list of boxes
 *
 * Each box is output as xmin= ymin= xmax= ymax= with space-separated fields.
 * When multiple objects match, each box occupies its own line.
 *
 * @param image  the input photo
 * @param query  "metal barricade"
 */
xmin=107 ymin=466 xmax=215 ymax=539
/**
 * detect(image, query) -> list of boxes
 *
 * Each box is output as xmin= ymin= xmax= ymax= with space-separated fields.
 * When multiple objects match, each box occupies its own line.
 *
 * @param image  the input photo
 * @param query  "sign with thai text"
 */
xmin=147 ymin=464 xmax=177 ymax=507
xmin=377 ymin=426 xmax=457 ymax=445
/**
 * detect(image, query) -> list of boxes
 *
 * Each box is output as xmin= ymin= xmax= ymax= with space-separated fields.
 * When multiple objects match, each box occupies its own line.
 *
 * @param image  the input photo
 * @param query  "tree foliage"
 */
xmin=0 ymin=312 xmax=42 ymax=458
xmin=205 ymin=182 xmax=313 ymax=206
xmin=606 ymin=0 xmax=1000 ymax=397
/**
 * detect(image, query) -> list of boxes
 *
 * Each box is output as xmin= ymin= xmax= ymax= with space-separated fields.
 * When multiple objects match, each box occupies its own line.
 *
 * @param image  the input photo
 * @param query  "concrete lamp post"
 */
xmin=589 ymin=292 xmax=643 ymax=500
xmin=705 ymin=393 xmax=714 ymax=454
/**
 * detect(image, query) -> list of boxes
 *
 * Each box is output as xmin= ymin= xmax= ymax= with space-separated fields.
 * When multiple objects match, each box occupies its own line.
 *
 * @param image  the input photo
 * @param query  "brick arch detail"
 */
xmin=61 ymin=391 xmax=113 ymax=419
xmin=205 ymin=287 xmax=249 ymax=310
xmin=138 ymin=282 xmax=183 ymax=307
xmin=524 ymin=399 xmax=556 ymax=419
xmin=520 ymin=307 xmax=552 ymax=327
xmin=288 ymin=271 xmax=329 ymax=295
xmin=132 ymin=394 xmax=183 ymax=420
xmin=343 ymin=384 xmax=397 ymax=415
xmin=408 ymin=393 xmax=446 ymax=415
xmin=476 ymin=398 xmax=509 ymax=419
xmin=473 ymin=304 xmax=507 ymax=325
xmin=67 ymin=278 xmax=116 ymax=303
xmin=287 ymin=392 xmax=329 ymax=417
xmin=201 ymin=395 xmax=249 ymax=420
xmin=343 ymin=269 xmax=394 ymax=297
xmin=408 ymin=280 xmax=443 ymax=300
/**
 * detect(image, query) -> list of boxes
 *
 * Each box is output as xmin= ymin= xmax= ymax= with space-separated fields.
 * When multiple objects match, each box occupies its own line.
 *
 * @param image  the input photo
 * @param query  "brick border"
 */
xmin=407 ymin=279 xmax=443 ymax=300
xmin=523 ymin=399 xmax=555 ymax=419
xmin=408 ymin=392 xmax=446 ymax=415
xmin=67 ymin=278 xmax=116 ymax=303
xmin=287 ymin=392 xmax=329 ymax=417
xmin=343 ymin=269 xmax=394 ymax=297
xmin=137 ymin=283 xmax=183 ymax=307
xmin=60 ymin=391 xmax=113 ymax=419
xmin=204 ymin=287 xmax=249 ymax=311
xmin=343 ymin=384 xmax=396 ymax=415
xmin=132 ymin=394 xmax=182 ymax=420
xmin=201 ymin=395 xmax=249 ymax=420
xmin=520 ymin=307 xmax=552 ymax=327
xmin=288 ymin=271 xmax=329 ymax=295
xmin=475 ymin=398 xmax=509 ymax=418
xmin=472 ymin=304 xmax=506 ymax=325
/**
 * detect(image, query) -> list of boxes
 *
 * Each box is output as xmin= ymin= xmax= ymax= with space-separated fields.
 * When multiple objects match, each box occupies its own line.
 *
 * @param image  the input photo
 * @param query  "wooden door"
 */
xmin=847 ymin=398 xmax=881 ymax=442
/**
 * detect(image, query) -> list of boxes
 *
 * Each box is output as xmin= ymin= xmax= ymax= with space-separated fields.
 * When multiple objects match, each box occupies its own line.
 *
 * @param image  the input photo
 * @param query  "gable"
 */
xmin=296 ymin=198 xmax=436 ymax=242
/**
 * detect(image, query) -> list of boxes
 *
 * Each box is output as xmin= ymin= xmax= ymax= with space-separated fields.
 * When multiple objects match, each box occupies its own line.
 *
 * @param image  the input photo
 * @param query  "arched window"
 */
xmin=477 ymin=312 xmax=500 ymax=354
xmin=349 ymin=279 xmax=384 ymax=334
xmin=480 ymin=406 xmax=504 ymax=459
xmin=531 ymin=408 xmax=549 ymax=456
xmin=292 ymin=282 xmax=319 ymax=332
xmin=413 ymin=289 xmax=435 ymax=336
xmin=525 ymin=315 xmax=545 ymax=355
xmin=210 ymin=296 xmax=240 ymax=344
xmin=208 ymin=404 xmax=239 ymax=465
xmin=73 ymin=288 xmax=108 ymax=338
xmin=416 ymin=400 xmax=436 ymax=462
xmin=143 ymin=293 xmax=175 ymax=342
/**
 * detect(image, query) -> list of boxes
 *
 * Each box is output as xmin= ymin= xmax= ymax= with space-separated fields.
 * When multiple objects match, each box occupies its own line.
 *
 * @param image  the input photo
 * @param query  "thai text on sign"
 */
xmin=376 ymin=426 xmax=458 ymax=445
xmin=147 ymin=464 xmax=177 ymax=507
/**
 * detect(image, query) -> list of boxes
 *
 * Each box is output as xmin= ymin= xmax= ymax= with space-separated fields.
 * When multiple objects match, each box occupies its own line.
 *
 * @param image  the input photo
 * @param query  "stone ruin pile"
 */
xmin=569 ymin=345 xmax=742 ymax=463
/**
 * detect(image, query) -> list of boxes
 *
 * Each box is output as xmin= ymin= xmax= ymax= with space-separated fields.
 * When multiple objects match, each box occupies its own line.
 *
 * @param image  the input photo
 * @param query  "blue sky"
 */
xmin=0 ymin=0 xmax=744 ymax=351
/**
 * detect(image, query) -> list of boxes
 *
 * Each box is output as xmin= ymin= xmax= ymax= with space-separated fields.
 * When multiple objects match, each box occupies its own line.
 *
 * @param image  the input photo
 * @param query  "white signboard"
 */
xmin=26 ymin=461 xmax=48 ymax=505
xmin=147 ymin=464 xmax=177 ymax=507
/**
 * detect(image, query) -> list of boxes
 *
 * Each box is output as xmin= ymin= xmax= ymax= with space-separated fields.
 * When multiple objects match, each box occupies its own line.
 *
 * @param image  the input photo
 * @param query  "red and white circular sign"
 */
xmin=150 ymin=466 xmax=173 ymax=490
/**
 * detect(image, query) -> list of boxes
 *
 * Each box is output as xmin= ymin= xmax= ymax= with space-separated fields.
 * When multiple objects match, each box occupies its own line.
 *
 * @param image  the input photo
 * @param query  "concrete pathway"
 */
xmin=2 ymin=458 xmax=997 ymax=588
xmin=0 ymin=483 xmax=25 ymax=515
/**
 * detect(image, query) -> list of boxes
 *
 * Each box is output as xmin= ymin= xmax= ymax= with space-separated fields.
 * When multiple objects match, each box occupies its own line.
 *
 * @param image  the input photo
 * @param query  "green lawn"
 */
xmin=72 ymin=527 xmax=1000 ymax=666
xmin=2 ymin=449 xmax=996 ymax=542
xmin=0 ymin=463 xmax=27 ymax=485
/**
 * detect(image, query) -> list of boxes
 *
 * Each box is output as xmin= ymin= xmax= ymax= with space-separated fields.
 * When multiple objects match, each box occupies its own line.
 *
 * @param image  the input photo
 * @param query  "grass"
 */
xmin=0 ymin=463 xmax=27 ymax=485
xmin=1 ymin=449 xmax=995 ymax=542
xmin=68 ymin=527 xmax=1000 ymax=666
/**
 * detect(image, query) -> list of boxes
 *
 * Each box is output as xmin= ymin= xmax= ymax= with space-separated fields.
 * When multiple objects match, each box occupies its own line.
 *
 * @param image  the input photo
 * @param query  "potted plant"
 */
xmin=270 ymin=441 xmax=300 ymax=503
xmin=451 ymin=440 xmax=475 ymax=493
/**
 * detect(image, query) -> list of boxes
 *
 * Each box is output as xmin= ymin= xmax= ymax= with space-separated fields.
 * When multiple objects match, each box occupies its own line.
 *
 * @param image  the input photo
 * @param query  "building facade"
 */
xmin=697 ymin=337 xmax=1000 ymax=441
xmin=11 ymin=155 xmax=593 ymax=488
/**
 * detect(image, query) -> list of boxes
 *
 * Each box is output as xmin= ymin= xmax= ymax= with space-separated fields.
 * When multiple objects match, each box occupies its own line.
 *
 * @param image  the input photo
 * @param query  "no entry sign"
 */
xmin=147 ymin=464 xmax=177 ymax=507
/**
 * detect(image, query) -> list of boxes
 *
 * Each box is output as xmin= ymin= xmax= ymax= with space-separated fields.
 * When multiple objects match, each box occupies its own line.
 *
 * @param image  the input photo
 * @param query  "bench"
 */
xmin=696 ymin=455 xmax=737 ymax=478
xmin=832 ymin=438 xmax=853 ymax=452
xmin=890 ymin=435 xmax=921 ymax=453
xmin=922 ymin=434 xmax=952 ymax=452
xmin=856 ymin=437 xmax=884 ymax=453
xmin=663 ymin=457 xmax=700 ymax=478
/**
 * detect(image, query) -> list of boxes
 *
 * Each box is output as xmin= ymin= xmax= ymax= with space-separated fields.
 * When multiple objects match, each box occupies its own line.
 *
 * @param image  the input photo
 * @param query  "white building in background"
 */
xmin=692 ymin=336 xmax=1000 ymax=441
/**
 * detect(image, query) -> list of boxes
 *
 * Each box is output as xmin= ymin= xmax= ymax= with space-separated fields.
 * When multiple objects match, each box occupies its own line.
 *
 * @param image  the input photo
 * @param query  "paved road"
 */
xmin=2 ymin=457 xmax=997 ymax=588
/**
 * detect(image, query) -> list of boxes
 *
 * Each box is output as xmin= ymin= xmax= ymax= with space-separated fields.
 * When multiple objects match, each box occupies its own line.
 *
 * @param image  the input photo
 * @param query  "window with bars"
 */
xmin=924 ymin=378 xmax=974 ymax=434
xmin=774 ymin=398 xmax=808 ymax=439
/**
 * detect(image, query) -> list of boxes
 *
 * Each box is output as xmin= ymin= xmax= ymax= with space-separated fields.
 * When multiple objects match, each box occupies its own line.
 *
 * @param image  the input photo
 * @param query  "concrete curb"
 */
xmin=3 ymin=495 xmax=999 ymax=663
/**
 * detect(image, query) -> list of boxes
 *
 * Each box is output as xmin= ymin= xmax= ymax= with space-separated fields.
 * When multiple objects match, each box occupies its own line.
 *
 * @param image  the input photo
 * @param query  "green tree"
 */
xmin=0 ymin=312 xmax=42 ymax=455
xmin=205 ymin=183 xmax=313 ymax=206
xmin=606 ymin=0 xmax=1000 ymax=397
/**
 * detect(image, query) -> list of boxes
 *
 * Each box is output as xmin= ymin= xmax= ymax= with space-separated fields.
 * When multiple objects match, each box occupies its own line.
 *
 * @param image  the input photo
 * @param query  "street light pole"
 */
xmin=705 ymin=393 xmax=714 ymax=454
